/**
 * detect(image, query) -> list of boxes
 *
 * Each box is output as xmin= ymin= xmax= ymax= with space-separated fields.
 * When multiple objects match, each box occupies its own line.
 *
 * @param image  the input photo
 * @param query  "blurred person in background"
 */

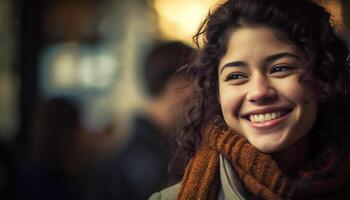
xmin=0 ymin=141 xmax=16 ymax=200
xmin=119 ymin=41 xmax=194 ymax=199
xmin=125 ymin=40 xmax=194 ymax=190
xmin=82 ymin=41 xmax=194 ymax=200
xmin=17 ymin=97 xmax=85 ymax=200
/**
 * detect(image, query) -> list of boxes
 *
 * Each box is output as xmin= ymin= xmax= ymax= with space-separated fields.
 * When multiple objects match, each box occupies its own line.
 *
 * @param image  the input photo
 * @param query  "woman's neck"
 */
xmin=272 ymin=135 xmax=311 ymax=178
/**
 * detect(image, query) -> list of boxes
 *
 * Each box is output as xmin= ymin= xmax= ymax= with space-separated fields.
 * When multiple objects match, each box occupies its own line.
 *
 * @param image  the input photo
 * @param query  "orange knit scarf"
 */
xmin=178 ymin=125 xmax=350 ymax=200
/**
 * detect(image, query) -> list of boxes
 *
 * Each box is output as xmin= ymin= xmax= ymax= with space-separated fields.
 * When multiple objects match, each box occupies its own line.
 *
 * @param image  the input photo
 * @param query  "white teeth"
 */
xmin=258 ymin=114 xmax=264 ymax=122
xmin=265 ymin=113 xmax=272 ymax=121
xmin=249 ymin=111 xmax=281 ymax=123
xmin=254 ymin=115 xmax=259 ymax=122
xmin=272 ymin=112 xmax=277 ymax=119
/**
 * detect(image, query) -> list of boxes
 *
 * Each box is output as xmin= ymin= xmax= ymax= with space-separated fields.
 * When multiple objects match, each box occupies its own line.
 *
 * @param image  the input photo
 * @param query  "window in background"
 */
xmin=39 ymin=42 xmax=120 ymax=132
xmin=37 ymin=0 xmax=123 ymax=134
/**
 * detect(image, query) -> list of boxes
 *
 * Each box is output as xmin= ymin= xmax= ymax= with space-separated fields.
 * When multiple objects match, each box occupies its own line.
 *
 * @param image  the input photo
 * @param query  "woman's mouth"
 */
xmin=249 ymin=110 xmax=287 ymax=123
xmin=243 ymin=109 xmax=293 ymax=129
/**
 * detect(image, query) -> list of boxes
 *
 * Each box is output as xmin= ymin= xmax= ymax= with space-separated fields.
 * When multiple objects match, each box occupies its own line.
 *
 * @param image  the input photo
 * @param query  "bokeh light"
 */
xmin=152 ymin=0 xmax=221 ymax=45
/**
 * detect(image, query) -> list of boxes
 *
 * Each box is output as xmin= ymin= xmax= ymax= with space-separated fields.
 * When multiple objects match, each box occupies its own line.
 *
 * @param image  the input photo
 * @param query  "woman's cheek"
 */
xmin=219 ymin=85 xmax=245 ymax=123
xmin=276 ymin=78 xmax=312 ymax=103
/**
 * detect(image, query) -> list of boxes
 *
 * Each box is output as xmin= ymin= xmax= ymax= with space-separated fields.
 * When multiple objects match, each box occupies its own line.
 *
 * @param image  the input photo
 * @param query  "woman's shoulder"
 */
xmin=149 ymin=183 xmax=181 ymax=200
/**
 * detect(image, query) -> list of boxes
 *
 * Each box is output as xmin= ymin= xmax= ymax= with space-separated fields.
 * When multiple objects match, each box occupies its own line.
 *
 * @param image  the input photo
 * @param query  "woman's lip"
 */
xmin=245 ymin=111 xmax=291 ymax=129
xmin=241 ymin=107 xmax=293 ymax=118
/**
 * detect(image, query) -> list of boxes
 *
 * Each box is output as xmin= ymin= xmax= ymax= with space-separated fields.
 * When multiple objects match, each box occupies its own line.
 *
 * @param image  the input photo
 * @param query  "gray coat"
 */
xmin=149 ymin=155 xmax=248 ymax=200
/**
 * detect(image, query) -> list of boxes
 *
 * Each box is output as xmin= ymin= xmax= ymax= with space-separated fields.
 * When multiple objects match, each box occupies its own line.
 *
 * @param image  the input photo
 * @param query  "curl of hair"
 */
xmin=170 ymin=0 xmax=350 ymax=180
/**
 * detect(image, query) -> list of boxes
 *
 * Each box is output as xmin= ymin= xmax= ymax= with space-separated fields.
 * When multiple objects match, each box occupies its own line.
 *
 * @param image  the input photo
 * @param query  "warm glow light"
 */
xmin=153 ymin=0 xmax=221 ymax=45
xmin=153 ymin=0 xmax=345 ymax=44
xmin=319 ymin=0 xmax=344 ymax=33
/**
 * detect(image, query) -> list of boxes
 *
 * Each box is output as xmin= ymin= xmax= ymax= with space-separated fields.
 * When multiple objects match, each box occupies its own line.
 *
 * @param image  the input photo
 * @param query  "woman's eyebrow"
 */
xmin=219 ymin=52 xmax=300 ymax=74
xmin=263 ymin=52 xmax=300 ymax=66
xmin=220 ymin=61 xmax=247 ymax=74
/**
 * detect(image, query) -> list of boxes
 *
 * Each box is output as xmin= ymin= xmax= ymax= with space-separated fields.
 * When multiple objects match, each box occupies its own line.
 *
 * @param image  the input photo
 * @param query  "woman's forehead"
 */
xmin=218 ymin=26 xmax=306 ymax=69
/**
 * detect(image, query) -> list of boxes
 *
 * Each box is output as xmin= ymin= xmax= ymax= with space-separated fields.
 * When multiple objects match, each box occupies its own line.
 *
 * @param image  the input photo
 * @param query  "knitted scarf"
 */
xmin=178 ymin=124 xmax=350 ymax=200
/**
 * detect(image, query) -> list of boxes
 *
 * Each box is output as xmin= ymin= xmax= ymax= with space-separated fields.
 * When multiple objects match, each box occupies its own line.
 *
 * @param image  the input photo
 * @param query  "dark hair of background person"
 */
xmin=17 ymin=97 xmax=84 ymax=200
xmin=0 ymin=141 xmax=16 ymax=200
xmin=170 ymin=0 xmax=350 ymax=181
xmin=143 ymin=41 xmax=194 ymax=97
xmin=32 ymin=97 xmax=81 ymax=173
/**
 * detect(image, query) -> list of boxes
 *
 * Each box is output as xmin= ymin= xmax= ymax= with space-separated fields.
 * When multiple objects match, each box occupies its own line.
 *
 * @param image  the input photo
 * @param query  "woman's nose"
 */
xmin=247 ymin=76 xmax=277 ymax=104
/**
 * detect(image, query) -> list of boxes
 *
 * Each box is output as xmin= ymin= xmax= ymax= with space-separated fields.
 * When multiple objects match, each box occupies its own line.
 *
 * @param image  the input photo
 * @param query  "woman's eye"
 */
xmin=271 ymin=66 xmax=293 ymax=73
xmin=224 ymin=73 xmax=247 ymax=81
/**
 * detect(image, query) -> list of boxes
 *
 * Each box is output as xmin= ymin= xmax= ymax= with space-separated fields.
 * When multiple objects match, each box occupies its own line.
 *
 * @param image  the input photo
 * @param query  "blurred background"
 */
xmin=0 ymin=0 xmax=349 ymax=199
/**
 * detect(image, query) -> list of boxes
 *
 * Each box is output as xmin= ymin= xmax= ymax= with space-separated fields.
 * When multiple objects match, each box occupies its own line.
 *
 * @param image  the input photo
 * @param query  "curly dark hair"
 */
xmin=170 ymin=0 xmax=350 ymax=180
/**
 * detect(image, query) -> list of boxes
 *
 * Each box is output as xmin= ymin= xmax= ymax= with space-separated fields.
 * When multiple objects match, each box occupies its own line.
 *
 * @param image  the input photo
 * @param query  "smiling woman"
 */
xmin=218 ymin=26 xmax=318 ymax=156
xmin=149 ymin=0 xmax=350 ymax=200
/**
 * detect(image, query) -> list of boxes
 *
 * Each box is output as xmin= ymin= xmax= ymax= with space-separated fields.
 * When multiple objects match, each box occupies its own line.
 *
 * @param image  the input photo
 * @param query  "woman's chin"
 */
xmin=250 ymin=140 xmax=286 ymax=154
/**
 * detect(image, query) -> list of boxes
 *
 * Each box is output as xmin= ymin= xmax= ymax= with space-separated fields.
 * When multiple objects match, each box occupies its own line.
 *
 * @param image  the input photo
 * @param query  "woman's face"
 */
xmin=218 ymin=26 xmax=317 ymax=153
